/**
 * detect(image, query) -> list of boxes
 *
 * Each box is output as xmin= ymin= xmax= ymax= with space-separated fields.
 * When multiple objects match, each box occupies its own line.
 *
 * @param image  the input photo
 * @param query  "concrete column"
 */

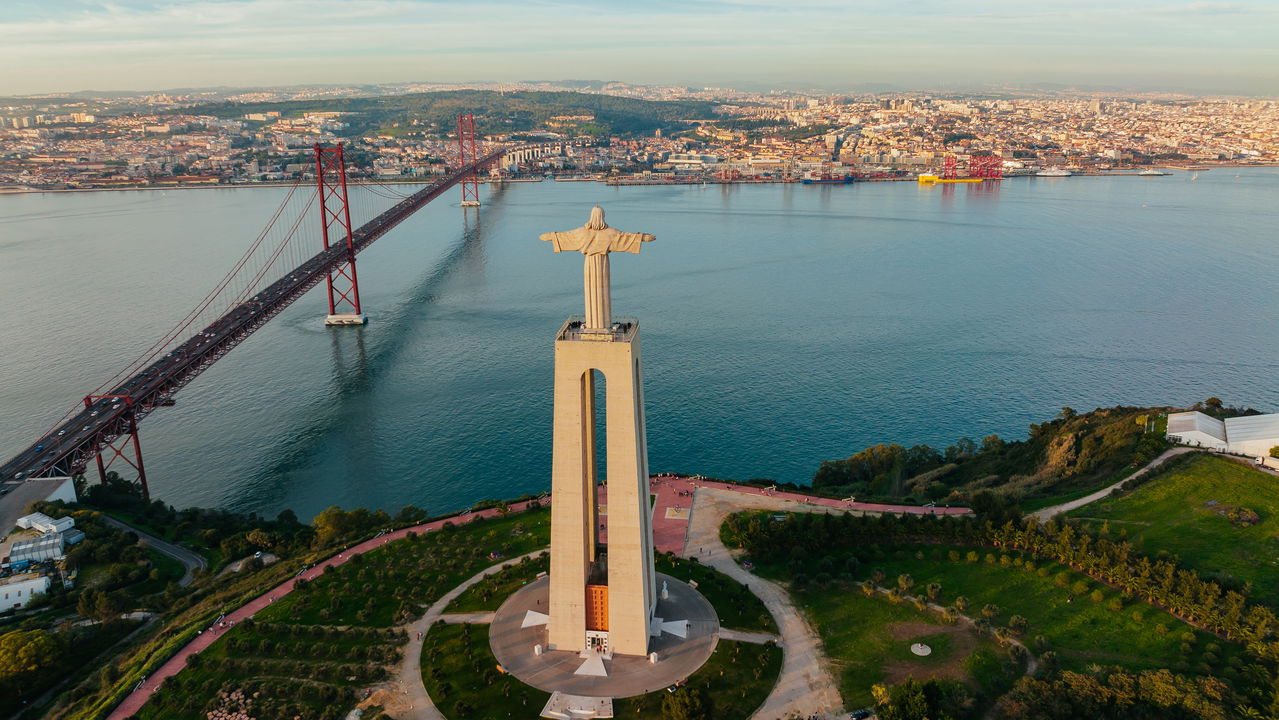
xmin=547 ymin=325 xmax=654 ymax=656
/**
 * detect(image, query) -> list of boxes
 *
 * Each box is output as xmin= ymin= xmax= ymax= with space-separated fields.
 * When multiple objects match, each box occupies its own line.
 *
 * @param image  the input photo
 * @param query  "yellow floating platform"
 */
xmin=918 ymin=174 xmax=984 ymax=184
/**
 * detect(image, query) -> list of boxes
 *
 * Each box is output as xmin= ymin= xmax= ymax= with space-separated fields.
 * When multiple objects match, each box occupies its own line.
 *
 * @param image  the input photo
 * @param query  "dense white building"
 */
xmin=1167 ymin=411 xmax=1279 ymax=459
xmin=16 ymin=512 xmax=74 ymax=535
xmin=0 ymin=573 xmax=50 ymax=610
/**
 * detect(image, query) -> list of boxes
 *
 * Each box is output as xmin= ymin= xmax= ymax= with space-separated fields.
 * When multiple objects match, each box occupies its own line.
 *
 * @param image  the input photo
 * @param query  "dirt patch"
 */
xmin=881 ymin=622 xmax=980 ymax=686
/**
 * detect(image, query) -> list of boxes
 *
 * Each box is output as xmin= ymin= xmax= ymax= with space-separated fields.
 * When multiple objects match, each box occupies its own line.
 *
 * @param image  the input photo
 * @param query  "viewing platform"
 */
xmin=557 ymin=316 xmax=638 ymax=343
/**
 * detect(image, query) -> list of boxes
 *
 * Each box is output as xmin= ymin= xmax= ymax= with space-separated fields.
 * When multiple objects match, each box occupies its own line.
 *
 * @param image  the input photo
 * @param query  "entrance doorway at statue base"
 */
xmin=489 ymin=573 xmax=719 ymax=699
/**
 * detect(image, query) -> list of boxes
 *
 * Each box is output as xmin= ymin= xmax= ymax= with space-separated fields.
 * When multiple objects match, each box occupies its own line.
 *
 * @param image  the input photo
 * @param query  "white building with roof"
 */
xmin=1166 ymin=412 xmax=1227 ymax=450
xmin=16 ymin=512 xmax=75 ymax=535
xmin=1167 ymin=411 xmax=1279 ymax=458
xmin=1223 ymin=414 xmax=1279 ymax=458
xmin=0 ymin=573 xmax=50 ymax=609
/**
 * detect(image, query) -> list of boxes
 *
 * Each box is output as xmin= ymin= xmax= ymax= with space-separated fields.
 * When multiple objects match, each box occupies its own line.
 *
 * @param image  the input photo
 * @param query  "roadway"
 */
xmin=97 ymin=514 xmax=208 ymax=587
xmin=0 ymin=144 xmax=526 ymax=487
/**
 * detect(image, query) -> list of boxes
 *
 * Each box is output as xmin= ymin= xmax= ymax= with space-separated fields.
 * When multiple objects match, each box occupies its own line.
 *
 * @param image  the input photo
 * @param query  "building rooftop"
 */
xmin=1224 ymin=414 xmax=1279 ymax=444
xmin=1167 ymin=411 xmax=1226 ymax=441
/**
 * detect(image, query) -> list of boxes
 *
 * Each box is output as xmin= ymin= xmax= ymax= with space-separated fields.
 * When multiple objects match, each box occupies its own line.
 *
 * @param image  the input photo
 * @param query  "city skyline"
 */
xmin=4 ymin=0 xmax=1278 ymax=97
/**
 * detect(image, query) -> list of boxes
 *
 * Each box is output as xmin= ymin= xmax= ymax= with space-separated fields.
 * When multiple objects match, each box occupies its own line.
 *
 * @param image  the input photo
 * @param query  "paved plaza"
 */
xmin=489 ymin=574 xmax=719 ymax=698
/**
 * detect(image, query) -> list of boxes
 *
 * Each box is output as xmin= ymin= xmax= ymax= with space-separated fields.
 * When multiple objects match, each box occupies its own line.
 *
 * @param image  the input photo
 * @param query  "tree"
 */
xmin=246 ymin=528 xmax=276 ymax=549
xmin=874 ymin=677 xmax=968 ymax=720
xmin=0 ymin=630 xmax=62 ymax=679
xmin=661 ymin=686 xmax=712 ymax=720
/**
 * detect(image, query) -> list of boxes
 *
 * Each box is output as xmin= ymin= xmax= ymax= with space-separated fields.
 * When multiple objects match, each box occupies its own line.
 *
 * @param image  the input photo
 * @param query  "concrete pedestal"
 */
xmin=548 ymin=318 xmax=655 ymax=657
xmin=324 ymin=313 xmax=368 ymax=326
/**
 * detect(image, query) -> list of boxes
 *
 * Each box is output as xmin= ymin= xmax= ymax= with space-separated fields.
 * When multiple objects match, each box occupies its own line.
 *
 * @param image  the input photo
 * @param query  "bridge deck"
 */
xmin=0 ymin=144 xmax=530 ymax=486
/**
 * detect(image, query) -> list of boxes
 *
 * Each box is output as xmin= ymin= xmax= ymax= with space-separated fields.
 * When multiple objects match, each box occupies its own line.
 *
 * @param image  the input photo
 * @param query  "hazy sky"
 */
xmin=4 ymin=0 xmax=1277 ymax=96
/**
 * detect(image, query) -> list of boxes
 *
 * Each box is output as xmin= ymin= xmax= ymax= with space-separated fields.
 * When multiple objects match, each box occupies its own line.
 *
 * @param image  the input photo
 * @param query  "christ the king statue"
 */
xmin=540 ymin=206 xmax=655 ymax=331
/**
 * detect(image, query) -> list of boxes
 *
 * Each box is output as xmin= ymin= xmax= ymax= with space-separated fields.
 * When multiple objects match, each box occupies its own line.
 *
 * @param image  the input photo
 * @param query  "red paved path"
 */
xmin=106 ymin=500 xmax=540 ymax=720
xmin=108 ymin=481 xmax=966 ymax=718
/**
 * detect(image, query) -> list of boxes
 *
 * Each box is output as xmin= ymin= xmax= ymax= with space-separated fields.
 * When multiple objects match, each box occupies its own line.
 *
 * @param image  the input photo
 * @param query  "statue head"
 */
xmin=585 ymin=206 xmax=608 ymax=231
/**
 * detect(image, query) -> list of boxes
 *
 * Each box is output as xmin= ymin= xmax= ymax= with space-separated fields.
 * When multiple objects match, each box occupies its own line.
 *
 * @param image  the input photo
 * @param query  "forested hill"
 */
xmin=170 ymin=90 xmax=719 ymax=138
xmin=807 ymin=401 xmax=1259 ymax=506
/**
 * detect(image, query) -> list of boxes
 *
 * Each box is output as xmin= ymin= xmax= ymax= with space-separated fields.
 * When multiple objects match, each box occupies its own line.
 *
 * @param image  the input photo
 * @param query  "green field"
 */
xmin=1068 ymin=454 xmax=1279 ymax=605
xmin=612 ymin=639 xmax=782 ymax=718
xmin=850 ymin=548 xmax=1240 ymax=676
xmin=138 ymin=621 xmax=400 ymax=720
xmin=422 ymin=623 xmax=551 ymax=718
xmin=134 ymin=507 xmax=551 ymax=719
xmin=422 ymin=623 xmax=781 ymax=720
xmin=654 ymin=553 xmax=777 ymax=633
xmin=447 ymin=552 xmax=550 ymax=613
xmin=783 ymin=588 xmax=1020 ymax=708
xmin=256 ymin=508 xmax=551 ymax=626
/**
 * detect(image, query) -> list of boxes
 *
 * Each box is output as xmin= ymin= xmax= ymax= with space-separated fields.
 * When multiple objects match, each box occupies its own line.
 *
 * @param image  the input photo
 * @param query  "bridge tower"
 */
xmin=85 ymin=395 xmax=149 ymax=501
xmin=457 ymin=114 xmax=481 ymax=207
xmin=315 ymin=143 xmax=367 ymax=326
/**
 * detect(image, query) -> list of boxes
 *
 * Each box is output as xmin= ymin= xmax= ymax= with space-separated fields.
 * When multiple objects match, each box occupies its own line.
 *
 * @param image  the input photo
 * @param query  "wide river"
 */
xmin=1 ymin=170 xmax=1276 ymax=518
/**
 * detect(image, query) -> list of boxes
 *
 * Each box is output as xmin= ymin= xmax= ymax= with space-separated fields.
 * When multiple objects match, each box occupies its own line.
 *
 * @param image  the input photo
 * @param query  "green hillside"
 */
xmin=1069 ymin=453 xmax=1279 ymax=605
xmin=170 ymin=90 xmax=718 ymax=138
xmin=810 ymin=406 xmax=1172 ymax=506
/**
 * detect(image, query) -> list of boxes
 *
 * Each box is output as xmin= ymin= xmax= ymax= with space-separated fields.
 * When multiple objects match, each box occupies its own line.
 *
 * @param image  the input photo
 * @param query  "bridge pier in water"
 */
xmin=315 ymin=143 xmax=368 ymax=326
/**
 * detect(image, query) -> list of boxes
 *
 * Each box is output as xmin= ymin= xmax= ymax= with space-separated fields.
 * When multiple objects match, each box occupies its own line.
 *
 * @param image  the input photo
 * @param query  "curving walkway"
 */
xmin=684 ymin=486 xmax=848 ymax=720
xmin=105 ymin=500 xmax=541 ymax=720
xmin=99 ymin=514 xmax=208 ymax=587
xmin=391 ymin=550 xmax=544 ymax=720
xmin=1029 ymin=447 xmax=1195 ymax=522
xmin=106 ymin=477 xmax=968 ymax=720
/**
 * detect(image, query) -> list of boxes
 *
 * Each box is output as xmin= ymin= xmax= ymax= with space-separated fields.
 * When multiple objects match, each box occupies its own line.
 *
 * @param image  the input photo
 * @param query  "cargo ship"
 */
xmin=801 ymin=175 xmax=856 ymax=185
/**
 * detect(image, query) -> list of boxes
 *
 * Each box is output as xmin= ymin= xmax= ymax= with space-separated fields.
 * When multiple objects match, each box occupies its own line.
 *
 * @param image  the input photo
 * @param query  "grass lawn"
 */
xmin=255 ymin=507 xmax=551 ymax=627
xmin=447 ymin=552 xmax=550 ymax=613
xmin=421 ymin=621 xmax=782 ymax=720
xmin=128 ymin=549 xmax=187 ymax=596
xmin=1068 ymin=454 xmax=1279 ymax=605
xmin=1020 ymin=486 xmax=1103 ymax=513
xmin=421 ymin=623 xmax=552 ymax=719
xmin=612 ymin=639 xmax=782 ymax=718
xmin=853 ymin=547 xmax=1242 ymax=676
xmin=786 ymin=589 xmax=1019 ymax=708
xmin=136 ymin=506 xmax=551 ymax=720
xmin=655 ymin=553 xmax=777 ymax=633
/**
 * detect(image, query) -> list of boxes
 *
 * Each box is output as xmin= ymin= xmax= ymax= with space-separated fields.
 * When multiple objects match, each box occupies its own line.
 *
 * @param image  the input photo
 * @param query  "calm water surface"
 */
xmin=1 ymin=171 xmax=1276 ymax=518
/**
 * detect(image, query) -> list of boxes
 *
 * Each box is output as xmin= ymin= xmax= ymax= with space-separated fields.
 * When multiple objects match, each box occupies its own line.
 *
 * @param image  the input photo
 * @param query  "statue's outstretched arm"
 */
xmin=539 ymin=231 xmax=582 ymax=253
xmin=611 ymin=231 xmax=656 ymax=254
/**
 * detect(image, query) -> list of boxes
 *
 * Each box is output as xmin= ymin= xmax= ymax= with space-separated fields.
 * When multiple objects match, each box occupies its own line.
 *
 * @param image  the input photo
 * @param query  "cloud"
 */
xmin=1 ymin=0 xmax=1275 ymax=94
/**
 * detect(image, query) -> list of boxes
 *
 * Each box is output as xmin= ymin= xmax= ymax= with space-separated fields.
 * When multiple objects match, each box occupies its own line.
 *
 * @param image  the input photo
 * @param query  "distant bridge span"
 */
xmin=0 ymin=132 xmax=569 ymax=497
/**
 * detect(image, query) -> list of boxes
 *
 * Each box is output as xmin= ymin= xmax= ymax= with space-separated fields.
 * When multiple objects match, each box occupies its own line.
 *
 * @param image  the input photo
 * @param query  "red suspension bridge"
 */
xmin=1 ymin=117 xmax=565 ymax=499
